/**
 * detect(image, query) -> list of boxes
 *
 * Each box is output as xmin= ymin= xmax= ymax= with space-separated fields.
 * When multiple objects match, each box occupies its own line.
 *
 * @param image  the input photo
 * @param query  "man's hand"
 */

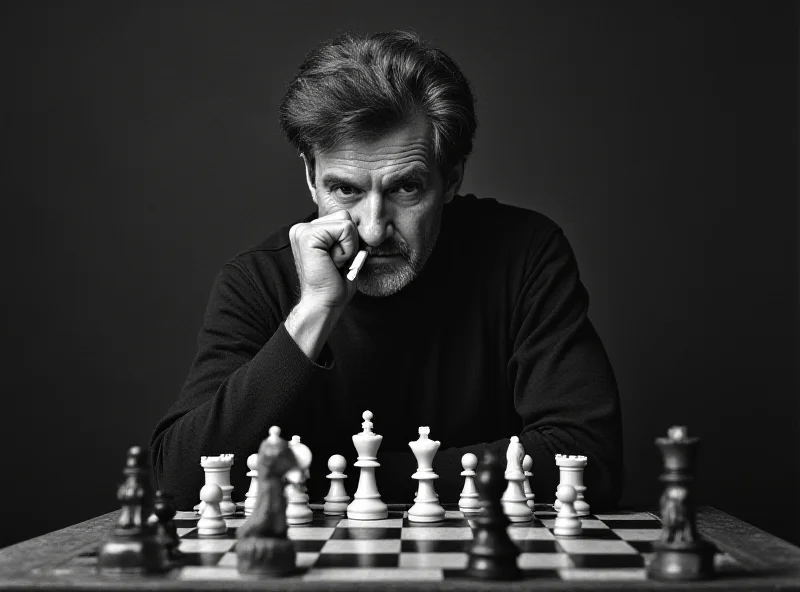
xmin=289 ymin=209 xmax=361 ymax=310
xmin=285 ymin=210 xmax=360 ymax=360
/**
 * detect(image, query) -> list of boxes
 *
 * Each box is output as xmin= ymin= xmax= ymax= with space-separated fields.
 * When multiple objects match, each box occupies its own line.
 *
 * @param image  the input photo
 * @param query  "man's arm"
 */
xmin=149 ymin=261 xmax=331 ymax=509
xmin=383 ymin=227 xmax=623 ymax=510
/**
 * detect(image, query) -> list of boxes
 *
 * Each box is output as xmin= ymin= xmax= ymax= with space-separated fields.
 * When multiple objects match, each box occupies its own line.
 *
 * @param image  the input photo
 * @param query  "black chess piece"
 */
xmin=150 ymin=491 xmax=182 ymax=560
xmin=465 ymin=449 xmax=521 ymax=580
xmin=647 ymin=426 xmax=716 ymax=581
xmin=236 ymin=426 xmax=299 ymax=577
xmin=97 ymin=446 xmax=168 ymax=574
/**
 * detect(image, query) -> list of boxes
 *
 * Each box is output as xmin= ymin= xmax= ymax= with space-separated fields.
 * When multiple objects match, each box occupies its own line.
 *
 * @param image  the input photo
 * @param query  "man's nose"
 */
xmin=354 ymin=193 xmax=394 ymax=247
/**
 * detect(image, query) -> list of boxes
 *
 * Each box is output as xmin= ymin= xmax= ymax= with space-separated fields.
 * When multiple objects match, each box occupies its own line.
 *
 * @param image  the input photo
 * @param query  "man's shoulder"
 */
xmin=234 ymin=210 xmax=315 ymax=257
xmin=218 ymin=211 xmax=315 ymax=287
xmin=448 ymin=194 xmax=562 ymax=241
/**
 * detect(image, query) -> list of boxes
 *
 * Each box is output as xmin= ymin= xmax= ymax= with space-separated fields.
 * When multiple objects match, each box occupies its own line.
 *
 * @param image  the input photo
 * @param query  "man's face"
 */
xmin=308 ymin=115 xmax=461 ymax=297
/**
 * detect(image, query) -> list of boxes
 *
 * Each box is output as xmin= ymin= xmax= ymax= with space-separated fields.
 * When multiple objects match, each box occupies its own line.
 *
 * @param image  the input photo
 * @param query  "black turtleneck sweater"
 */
xmin=150 ymin=195 xmax=623 ymax=511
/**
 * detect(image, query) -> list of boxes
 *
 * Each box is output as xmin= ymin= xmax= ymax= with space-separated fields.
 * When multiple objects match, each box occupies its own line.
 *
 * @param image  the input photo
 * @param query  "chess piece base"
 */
xmin=236 ymin=537 xmax=297 ymax=577
xmin=323 ymin=500 xmax=349 ymax=515
xmin=408 ymin=502 xmax=445 ymax=523
xmin=97 ymin=538 xmax=167 ymax=574
xmin=647 ymin=539 xmax=716 ymax=581
xmin=347 ymin=498 xmax=388 ymax=520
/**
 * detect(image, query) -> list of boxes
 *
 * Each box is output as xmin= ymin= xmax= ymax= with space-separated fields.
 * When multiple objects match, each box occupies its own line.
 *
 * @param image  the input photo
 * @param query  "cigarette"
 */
xmin=346 ymin=249 xmax=368 ymax=281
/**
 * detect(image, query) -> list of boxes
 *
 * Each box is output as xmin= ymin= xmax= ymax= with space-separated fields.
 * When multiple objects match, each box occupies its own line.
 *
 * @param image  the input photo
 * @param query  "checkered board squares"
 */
xmin=47 ymin=504 xmax=748 ymax=583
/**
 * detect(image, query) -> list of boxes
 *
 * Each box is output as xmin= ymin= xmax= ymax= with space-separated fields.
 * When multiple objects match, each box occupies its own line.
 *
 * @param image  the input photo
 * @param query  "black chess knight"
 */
xmin=647 ymin=426 xmax=716 ymax=581
xmin=236 ymin=426 xmax=299 ymax=576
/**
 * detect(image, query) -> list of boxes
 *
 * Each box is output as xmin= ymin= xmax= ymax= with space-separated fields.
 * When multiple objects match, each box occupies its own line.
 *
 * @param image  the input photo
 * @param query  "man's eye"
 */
xmin=332 ymin=185 xmax=358 ymax=198
xmin=395 ymin=183 xmax=420 ymax=194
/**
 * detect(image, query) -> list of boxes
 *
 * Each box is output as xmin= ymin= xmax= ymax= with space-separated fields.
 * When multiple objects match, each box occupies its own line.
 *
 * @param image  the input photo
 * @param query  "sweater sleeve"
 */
xmin=149 ymin=261 xmax=331 ymax=509
xmin=380 ymin=228 xmax=623 ymax=511
xmin=508 ymin=227 xmax=623 ymax=509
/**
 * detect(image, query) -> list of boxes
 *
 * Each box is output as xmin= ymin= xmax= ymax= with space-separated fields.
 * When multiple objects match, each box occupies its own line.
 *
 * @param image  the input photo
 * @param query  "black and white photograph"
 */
xmin=1 ymin=1 xmax=798 ymax=588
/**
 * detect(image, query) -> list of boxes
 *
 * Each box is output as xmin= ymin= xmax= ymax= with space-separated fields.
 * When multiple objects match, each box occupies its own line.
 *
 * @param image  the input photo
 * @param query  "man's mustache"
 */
xmin=361 ymin=240 xmax=410 ymax=259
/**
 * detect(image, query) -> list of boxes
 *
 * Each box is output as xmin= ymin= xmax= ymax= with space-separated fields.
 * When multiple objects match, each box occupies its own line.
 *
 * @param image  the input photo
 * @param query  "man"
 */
xmin=150 ymin=30 xmax=623 ymax=510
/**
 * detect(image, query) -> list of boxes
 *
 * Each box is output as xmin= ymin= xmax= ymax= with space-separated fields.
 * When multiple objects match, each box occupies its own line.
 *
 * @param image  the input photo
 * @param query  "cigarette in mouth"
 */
xmin=346 ymin=249 xmax=368 ymax=281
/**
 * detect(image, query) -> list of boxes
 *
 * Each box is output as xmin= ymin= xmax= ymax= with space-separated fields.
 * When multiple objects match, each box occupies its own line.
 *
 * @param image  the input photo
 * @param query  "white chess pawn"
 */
xmin=324 ymin=454 xmax=350 ymax=515
xmin=244 ymin=453 xmax=258 ymax=517
xmin=502 ymin=437 xmax=533 ymax=522
xmin=408 ymin=427 xmax=445 ymax=523
xmin=197 ymin=484 xmax=227 ymax=536
xmin=286 ymin=435 xmax=313 ymax=525
xmin=523 ymin=454 xmax=535 ymax=509
xmin=347 ymin=410 xmax=389 ymax=520
xmin=553 ymin=484 xmax=582 ymax=537
xmin=458 ymin=453 xmax=482 ymax=516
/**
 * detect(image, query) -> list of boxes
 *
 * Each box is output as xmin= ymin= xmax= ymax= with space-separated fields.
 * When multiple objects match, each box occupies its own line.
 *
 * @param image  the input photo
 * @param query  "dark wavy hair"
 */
xmin=279 ymin=30 xmax=477 ymax=181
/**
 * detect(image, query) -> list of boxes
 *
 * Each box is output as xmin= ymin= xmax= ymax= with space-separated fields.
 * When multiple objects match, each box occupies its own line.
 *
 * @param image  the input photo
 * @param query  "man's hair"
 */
xmin=279 ymin=30 xmax=477 ymax=180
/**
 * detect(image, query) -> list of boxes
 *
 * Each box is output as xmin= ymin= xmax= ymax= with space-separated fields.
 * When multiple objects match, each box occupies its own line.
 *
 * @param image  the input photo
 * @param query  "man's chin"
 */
xmin=356 ymin=268 xmax=415 ymax=298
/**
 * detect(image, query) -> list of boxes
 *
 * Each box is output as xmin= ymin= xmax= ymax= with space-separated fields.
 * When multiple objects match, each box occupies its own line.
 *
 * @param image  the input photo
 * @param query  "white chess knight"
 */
xmin=408 ymin=427 xmax=445 ymax=522
xmin=285 ymin=435 xmax=313 ymax=525
xmin=501 ymin=437 xmax=533 ymax=522
xmin=323 ymin=454 xmax=350 ymax=515
xmin=346 ymin=411 xmax=389 ymax=520
xmin=458 ymin=453 xmax=482 ymax=516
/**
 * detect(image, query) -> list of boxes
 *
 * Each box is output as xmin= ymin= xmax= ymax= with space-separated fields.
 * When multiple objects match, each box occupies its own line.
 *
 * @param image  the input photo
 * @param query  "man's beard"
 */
xmin=356 ymin=222 xmax=441 ymax=298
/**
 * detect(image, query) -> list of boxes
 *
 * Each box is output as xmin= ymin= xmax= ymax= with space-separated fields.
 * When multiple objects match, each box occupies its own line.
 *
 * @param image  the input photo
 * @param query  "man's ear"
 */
xmin=300 ymin=153 xmax=318 ymax=205
xmin=443 ymin=160 xmax=464 ymax=204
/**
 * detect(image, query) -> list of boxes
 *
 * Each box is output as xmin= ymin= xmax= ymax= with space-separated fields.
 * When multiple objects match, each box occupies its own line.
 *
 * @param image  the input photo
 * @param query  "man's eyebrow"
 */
xmin=319 ymin=172 xmax=363 ymax=188
xmin=385 ymin=164 xmax=431 ymax=185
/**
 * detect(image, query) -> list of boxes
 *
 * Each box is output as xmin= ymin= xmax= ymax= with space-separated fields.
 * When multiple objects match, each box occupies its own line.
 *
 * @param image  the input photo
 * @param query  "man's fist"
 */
xmin=288 ymin=209 xmax=360 ymax=311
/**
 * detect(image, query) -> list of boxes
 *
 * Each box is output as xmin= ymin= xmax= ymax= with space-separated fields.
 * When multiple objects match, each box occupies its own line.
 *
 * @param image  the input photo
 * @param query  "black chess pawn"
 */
xmin=98 ymin=446 xmax=168 ymax=574
xmin=465 ymin=449 xmax=521 ymax=580
xmin=150 ymin=491 xmax=182 ymax=560
xmin=647 ymin=426 xmax=716 ymax=581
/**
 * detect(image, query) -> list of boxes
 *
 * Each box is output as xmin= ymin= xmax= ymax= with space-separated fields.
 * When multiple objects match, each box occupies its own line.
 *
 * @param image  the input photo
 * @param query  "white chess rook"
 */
xmin=324 ymin=455 xmax=350 ymax=515
xmin=502 ymin=437 xmax=533 ymax=522
xmin=554 ymin=454 xmax=589 ymax=516
xmin=286 ymin=435 xmax=313 ymax=525
xmin=244 ymin=453 xmax=258 ymax=517
xmin=408 ymin=427 xmax=445 ymax=523
xmin=196 ymin=454 xmax=236 ymax=516
xmin=347 ymin=411 xmax=389 ymax=520
xmin=458 ymin=453 xmax=482 ymax=516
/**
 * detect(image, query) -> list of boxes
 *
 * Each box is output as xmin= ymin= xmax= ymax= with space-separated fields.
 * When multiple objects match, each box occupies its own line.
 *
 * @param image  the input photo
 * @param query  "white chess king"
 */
xmin=346 ymin=411 xmax=389 ymax=520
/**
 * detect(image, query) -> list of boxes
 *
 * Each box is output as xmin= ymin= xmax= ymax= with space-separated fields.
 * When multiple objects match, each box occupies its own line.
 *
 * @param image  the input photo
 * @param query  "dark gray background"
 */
xmin=1 ymin=1 xmax=797 ymax=549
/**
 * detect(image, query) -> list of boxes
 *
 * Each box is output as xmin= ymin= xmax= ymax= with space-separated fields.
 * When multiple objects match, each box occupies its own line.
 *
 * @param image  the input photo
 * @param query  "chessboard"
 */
xmin=38 ymin=503 xmax=748 ymax=586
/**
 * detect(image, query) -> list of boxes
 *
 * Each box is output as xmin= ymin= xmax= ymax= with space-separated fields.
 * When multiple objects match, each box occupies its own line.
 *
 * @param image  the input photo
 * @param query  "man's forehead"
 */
xmin=314 ymin=115 xmax=434 ymax=170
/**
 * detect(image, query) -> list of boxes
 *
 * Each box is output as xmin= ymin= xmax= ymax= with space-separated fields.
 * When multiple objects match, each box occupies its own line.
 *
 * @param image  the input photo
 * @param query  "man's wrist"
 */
xmin=285 ymin=299 xmax=339 ymax=362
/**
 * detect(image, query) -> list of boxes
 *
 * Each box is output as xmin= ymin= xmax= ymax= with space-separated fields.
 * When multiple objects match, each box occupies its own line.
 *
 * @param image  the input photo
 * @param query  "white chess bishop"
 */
xmin=346 ymin=411 xmax=389 ymax=520
xmin=408 ymin=427 xmax=445 ymax=523
xmin=286 ymin=435 xmax=313 ymax=525
xmin=501 ymin=436 xmax=533 ymax=522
